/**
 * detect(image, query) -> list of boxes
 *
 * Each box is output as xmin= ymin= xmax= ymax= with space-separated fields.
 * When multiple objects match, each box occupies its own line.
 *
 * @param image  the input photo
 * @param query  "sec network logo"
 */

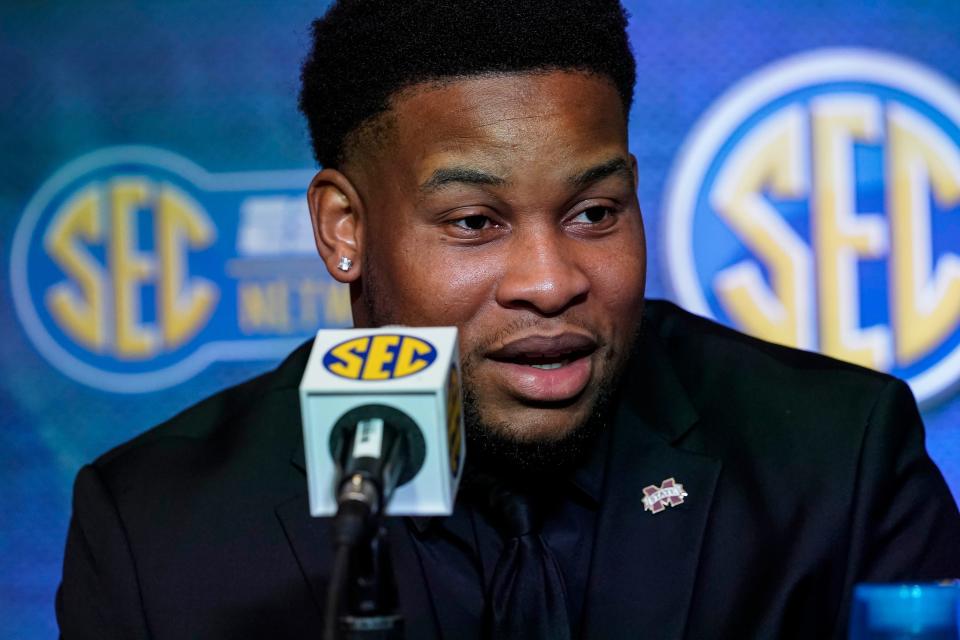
xmin=663 ymin=49 xmax=960 ymax=405
xmin=10 ymin=146 xmax=342 ymax=393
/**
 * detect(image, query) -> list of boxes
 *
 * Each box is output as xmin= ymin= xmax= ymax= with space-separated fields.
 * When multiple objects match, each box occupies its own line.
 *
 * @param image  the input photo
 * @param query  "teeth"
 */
xmin=531 ymin=362 xmax=564 ymax=370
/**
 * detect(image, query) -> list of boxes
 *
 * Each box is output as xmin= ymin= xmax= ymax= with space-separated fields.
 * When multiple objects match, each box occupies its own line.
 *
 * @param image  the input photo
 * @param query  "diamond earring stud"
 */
xmin=337 ymin=255 xmax=353 ymax=272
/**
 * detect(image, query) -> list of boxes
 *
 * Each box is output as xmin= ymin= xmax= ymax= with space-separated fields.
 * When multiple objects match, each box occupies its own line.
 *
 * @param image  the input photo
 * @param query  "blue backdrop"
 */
xmin=3 ymin=2 xmax=959 ymax=637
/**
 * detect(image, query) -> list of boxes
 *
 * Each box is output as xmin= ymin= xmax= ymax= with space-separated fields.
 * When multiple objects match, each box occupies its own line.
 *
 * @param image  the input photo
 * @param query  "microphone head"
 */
xmin=299 ymin=327 xmax=465 ymax=517
xmin=328 ymin=403 xmax=427 ymax=487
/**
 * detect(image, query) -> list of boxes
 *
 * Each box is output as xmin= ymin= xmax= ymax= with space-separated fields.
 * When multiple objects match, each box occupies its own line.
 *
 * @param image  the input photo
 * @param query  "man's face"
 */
xmin=344 ymin=71 xmax=646 ymax=450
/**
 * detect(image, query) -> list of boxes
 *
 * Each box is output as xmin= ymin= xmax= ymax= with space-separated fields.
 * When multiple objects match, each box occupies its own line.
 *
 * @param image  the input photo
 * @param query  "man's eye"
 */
xmin=452 ymin=215 xmax=493 ymax=230
xmin=573 ymin=206 xmax=613 ymax=224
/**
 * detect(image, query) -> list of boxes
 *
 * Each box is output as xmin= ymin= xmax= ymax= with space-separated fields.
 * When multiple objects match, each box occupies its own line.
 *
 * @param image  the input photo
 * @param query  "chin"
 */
xmin=462 ymin=394 xmax=606 ymax=475
xmin=491 ymin=407 xmax=588 ymax=444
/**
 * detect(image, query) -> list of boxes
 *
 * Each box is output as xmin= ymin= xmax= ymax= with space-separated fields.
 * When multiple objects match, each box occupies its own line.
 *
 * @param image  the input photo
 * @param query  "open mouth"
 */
xmin=484 ymin=332 xmax=598 ymax=402
xmin=492 ymin=347 xmax=595 ymax=370
xmin=486 ymin=333 xmax=598 ymax=369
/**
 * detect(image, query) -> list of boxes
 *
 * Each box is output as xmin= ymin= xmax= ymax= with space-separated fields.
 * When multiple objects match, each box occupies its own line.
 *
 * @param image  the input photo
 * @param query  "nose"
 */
xmin=495 ymin=228 xmax=590 ymax=315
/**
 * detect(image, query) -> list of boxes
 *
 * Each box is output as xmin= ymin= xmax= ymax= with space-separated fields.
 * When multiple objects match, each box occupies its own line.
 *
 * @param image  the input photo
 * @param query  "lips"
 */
xmin=485 ymin=332 xmax=597 ymax=402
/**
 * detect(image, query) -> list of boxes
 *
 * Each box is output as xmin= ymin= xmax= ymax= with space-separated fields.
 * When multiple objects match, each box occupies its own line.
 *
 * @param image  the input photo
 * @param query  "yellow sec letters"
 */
xmin=362 ymin=334 xmax=400 ymax=380
xmin=394 ymin=336 xmax=434 ymax=378
xmin=323 ymin=334 xmax=437 ymax=380
xmin=41 ymin=175 xmax=217 ymax=360
xmin=325 ymin=337 xmax=369 ymax=379
xmin=664 ymin=50 xmax=960 ymax=404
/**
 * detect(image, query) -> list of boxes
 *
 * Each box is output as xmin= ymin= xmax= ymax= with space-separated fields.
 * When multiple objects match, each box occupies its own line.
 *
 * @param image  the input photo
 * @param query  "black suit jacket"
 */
xmin=57 ymin=300 xmax=960 ymax=639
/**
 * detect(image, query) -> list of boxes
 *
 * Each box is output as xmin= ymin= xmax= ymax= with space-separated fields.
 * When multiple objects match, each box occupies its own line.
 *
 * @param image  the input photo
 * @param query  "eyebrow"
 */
xmin=417 ymin=156 xmax=631 ymax=195
xmin=419 ymin=167 xmax=508 ymax=194
xmin=569 ymin=157 xmax=632 ymax=188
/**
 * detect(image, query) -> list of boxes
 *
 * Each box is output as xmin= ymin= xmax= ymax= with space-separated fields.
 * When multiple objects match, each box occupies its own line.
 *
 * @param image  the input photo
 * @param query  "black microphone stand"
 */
xmin=325 ymin=474 xmax=405 ymax=640
xmin=325 ymin=412 xmax=425 ymax=640
xmin=337 ymin=524 xmax=403 ymax=639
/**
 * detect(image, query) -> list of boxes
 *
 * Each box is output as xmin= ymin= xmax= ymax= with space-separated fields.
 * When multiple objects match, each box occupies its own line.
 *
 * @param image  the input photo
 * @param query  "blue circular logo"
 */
xmin=662 ymin=49 xmax=960 ymax=405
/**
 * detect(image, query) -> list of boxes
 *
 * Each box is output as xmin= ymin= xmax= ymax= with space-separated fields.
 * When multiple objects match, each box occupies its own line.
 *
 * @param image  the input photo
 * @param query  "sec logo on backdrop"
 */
xmin=10 ymin=146 xmax=346 ymax=393
xmin=663 ymin=49 xmax=960 ymax=405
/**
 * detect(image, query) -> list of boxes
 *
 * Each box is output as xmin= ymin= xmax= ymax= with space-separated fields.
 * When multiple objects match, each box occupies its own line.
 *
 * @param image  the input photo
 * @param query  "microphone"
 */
xmin=301 ymin=327 xmax=465 ymax=638
xmin=299 ymin=327 xmax=466 ymax=532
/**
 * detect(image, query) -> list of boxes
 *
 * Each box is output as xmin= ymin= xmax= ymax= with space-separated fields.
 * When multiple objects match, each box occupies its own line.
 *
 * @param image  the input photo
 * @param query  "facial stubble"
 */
xmin=459 ymin=337 xmax=634 ymax=476
xmin=358 ymin=253 xmax=641 ymax=477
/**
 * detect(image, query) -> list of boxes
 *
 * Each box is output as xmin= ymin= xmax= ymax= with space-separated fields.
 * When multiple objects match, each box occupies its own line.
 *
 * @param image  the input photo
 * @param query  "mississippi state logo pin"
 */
xmin=642 ymin=477 xmax=688 ymax=514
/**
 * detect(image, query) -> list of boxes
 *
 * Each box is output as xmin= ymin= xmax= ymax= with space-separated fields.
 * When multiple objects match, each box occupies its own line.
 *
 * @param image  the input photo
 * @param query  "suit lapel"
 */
xmin=274 ymin=491 xmax=331 ymax=623
xmin=270 ymin=356 xmax=333 ymax=627
xmin=581 ymin=329 xmax=722 ymax=640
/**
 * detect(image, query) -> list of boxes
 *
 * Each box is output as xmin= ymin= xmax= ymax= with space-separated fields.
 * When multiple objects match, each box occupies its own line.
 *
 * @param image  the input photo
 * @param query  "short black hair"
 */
xmin=299 ymin=0 xmax=636 ymax=168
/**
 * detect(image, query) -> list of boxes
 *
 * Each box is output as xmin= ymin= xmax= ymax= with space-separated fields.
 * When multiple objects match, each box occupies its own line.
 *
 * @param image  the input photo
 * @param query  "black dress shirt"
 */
xmin=407 ymin=427 xmax=611 ymax=640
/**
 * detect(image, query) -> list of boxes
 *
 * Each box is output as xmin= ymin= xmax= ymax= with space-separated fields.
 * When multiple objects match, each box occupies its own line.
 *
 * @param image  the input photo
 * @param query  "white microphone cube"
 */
xmin=299 ymin=327 xmax=465 ymax=517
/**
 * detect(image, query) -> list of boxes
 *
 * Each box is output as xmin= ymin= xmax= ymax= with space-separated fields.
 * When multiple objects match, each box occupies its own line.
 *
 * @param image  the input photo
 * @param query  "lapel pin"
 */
xmin=642 ymin=477 xmax=688 ymax=514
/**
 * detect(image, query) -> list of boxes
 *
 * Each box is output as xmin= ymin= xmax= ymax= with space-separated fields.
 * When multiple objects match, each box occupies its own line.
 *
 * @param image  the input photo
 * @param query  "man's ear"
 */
xmin=307 ymin=168 xmax=364 ymax=283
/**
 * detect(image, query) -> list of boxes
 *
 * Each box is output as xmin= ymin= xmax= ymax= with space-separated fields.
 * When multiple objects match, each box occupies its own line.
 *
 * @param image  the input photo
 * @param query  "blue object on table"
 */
xmin=849 ymin=583 xmax=959 ymax=639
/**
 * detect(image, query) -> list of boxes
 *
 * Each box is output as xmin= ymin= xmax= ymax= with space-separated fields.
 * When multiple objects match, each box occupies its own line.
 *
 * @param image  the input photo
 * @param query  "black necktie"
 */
xmin=481 ymin=483 xmax=572 ymax=640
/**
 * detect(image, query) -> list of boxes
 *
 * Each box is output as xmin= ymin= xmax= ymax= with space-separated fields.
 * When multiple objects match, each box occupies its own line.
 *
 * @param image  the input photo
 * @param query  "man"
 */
xmin=57 ymin=1 xmax=960 ymax=638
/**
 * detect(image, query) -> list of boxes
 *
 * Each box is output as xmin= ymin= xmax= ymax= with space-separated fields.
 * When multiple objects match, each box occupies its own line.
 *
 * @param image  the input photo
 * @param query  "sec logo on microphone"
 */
xmin=662 ymin=49 xmax=960 ymax=406
xmin=322 ymin=334 xmax=438 ymax=380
